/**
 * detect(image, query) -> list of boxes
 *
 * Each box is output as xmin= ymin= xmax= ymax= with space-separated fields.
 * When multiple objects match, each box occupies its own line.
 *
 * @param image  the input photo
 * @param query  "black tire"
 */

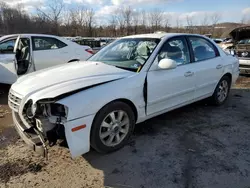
xmin=210 ymin=76 xmax=231 ymax=106
xmin=90 ymin=101 xmax=135 ymax=153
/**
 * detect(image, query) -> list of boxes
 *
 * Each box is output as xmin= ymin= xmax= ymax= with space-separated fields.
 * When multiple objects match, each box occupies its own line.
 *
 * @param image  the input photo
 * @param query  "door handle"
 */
xmin=184 ymin=71 xmax=194 ymax=77
xmin=216 ymin=64 xmax=223 ymax=69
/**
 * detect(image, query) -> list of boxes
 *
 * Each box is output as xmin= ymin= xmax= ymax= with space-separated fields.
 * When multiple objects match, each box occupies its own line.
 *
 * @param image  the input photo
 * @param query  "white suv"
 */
xmin=0 ymin=34 xmax=93 ymax=84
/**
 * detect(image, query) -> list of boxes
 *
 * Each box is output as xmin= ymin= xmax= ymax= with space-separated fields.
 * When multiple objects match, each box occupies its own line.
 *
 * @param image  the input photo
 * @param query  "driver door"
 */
xmin=147 ymin=36 xmax=196 ymax=116
xmin=14 ymin=36 xmax=34 ymax=77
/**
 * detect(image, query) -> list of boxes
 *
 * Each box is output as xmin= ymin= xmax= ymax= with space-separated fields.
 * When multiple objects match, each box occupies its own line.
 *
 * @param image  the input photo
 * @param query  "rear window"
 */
xmin=32 ymin=37 xmax=67 ymax=51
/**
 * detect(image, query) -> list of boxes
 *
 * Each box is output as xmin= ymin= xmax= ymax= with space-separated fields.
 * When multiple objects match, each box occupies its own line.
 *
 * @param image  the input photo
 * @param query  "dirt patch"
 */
xmin=0 ymin=159 xmax=45 ymax=183
xmin=235 ymin=75 xmax=250 ymax=88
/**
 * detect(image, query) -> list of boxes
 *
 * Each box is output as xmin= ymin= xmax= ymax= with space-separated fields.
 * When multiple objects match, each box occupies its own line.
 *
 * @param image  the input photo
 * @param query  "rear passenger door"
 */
xmin=31 ymin=36 xmax=68 ymax=70
xmin=187 ymin=36 xmax=224 ymax=99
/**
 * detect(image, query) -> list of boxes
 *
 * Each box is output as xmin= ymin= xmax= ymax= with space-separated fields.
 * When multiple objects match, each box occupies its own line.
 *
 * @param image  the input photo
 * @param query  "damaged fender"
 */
xmin=64 ymin=114 xmax=95 ymax=158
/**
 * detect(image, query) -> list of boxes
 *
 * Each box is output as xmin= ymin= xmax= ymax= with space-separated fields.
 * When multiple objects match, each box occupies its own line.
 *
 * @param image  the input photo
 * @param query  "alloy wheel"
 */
xmin=217 ymin=80 xmax=229 ymax=103
xmin=99 ymin=110 xmax=130 ymax=147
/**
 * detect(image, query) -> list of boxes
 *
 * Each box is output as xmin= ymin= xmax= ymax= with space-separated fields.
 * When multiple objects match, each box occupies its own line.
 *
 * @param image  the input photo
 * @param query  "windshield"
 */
xmin=88 ymin=38 xmax=160 ymax=72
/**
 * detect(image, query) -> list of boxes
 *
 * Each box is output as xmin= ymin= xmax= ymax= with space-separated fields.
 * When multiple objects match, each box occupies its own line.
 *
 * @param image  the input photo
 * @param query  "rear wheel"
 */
xmin=210 ymin=76 xmax=231 ymax=105
xmin=90 ymin=101 xmax=135 ymax=153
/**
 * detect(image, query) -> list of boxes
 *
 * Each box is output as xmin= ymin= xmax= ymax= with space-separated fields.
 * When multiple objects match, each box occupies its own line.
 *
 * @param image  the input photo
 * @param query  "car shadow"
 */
xmin=0 ymin=83 xmax=11 ymax=105
xmin=239 ymin=73 xmax=250 ymax=78
xmin=81 ymin=88 xmax=250 ymax=188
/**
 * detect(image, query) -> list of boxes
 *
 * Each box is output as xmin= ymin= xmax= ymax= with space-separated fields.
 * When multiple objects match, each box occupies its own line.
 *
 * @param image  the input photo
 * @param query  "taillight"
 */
xmin=85 ymin=48 xmax=94 ymax=54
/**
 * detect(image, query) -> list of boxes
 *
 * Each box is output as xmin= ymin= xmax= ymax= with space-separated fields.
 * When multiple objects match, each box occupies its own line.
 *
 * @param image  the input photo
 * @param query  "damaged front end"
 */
xmin=28 ymin=99 xmax=67 ymax=140
xmin=10 ymin=94 xmax=68 ymax=159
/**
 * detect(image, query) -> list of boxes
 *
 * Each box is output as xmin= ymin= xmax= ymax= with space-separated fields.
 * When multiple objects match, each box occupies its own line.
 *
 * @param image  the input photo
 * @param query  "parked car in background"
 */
xmin=220 ymin=25 xmax=250 ymax=73
xmin=0 ymin=34 xmax=93 ymax=84
xmin=9 ymin=33 xmax=239 ymax=158
xmin=73 ymin=37 xmax=117 ymax=54
xmin=213 ymin=38 xmax=223 ymax=44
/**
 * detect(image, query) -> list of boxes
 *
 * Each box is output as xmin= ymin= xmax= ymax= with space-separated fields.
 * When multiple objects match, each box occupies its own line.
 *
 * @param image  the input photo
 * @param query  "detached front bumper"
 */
xmin=13 ymin=110 xmax=95 ymax=158
xmin=12 ymin=111 xmax=47 ymax=157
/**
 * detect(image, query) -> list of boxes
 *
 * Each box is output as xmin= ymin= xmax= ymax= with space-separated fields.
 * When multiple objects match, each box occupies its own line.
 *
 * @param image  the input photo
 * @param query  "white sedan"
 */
xmin=9 ymin=33 xmax=239 ymax=158
xmin=0 ymin=34 xmax=93 ymax=84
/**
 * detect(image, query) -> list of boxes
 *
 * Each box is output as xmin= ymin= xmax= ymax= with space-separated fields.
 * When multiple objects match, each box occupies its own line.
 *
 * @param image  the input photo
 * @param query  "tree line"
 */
xmin=0 ymin=1 xmax=248 ymax=38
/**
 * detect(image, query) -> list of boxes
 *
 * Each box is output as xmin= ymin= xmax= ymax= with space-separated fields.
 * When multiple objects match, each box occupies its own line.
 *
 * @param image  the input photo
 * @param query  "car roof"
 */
xmin=121 ymin=33 xmax=208 ymax=39
xmin=0 ymin=34 xmax=60 ymax=41
xmin=0 ymin=33 xmax=92 ymax=48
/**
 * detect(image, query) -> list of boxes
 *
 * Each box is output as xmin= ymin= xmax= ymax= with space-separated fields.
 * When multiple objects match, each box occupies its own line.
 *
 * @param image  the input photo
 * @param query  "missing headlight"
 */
xmin=24 ymin=100 xmax=35 ymax=118
xmin=36 ymin=99 xmax=68 ymax=118
xmin=50 ymin=103 xmax=67 ymax=117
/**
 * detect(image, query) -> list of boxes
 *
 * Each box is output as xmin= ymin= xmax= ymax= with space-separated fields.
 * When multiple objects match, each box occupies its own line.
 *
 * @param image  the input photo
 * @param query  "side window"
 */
xmin=189 ymin=37 xmax=217 ymax=62
xmin=32 ymin=37 xmax=67 ymax=51
xmin=0 ymin=39 xmax=16 ymax=54
xmin=158 ymin=37 xmax=190 ymax=66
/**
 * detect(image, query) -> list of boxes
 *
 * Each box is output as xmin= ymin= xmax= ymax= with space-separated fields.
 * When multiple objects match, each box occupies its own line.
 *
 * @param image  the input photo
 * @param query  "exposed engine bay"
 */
xmin=220 ymin=25 xmax=250 ymax=57
xmin=23 ymin=99 xmax=68 ymax=155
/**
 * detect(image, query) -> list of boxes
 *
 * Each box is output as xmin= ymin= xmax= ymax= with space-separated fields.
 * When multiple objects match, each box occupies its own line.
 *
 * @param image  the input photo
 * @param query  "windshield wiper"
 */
xmin=115 ymin=66 xmax=137 ymax=72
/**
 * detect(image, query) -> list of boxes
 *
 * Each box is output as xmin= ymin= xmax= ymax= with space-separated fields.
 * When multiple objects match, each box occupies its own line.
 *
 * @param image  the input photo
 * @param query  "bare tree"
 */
xmin=69 ymin=7 xmax=95 ymax=36
xmin=210 ymin=12 xmax=221 ymax=36
xmin=114 ymin=8 xmax=126 ymax=36
xmin=163 ymin=13 xmax=171 ymax=32
xmin=121 ymin=6 xmax=133 ymax=35
xmin=149 ymin=9 xmax=163 ymax=32
xmin=140 ymin=10 xmax=147 ymax=27
xmin=0 ymin=3 xmax=239 ymax=38
xmin=210 ymin=12 xmax=221 ymax=26
xmin=84 ymin=9 xmax=95 ymax=37
xmin=109 ymin=15 xmax=118 ymax=37
xmin=61 ymin=10 xmax=73 ymax=36
xmin=137 ymin=10 xmax=147 ymax=33
xmin=132 ymin=11 xmax=139 ymax=34
xmin=175 ymin=17 xmax=181 ymax=32
xmin=186 ymin=15 xmax=195 ymax=33
xmin=200 ymin=13 xmax=209 ymax=34
xmin=37 ymin=0 xmax=64 ymax=34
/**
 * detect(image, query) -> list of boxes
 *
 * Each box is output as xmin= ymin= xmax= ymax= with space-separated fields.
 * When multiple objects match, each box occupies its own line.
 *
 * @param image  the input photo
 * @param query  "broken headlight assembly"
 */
xmin=24 ymin=99 xmax=68 ymax=144
xmin=32 ymin=99 xmax=68 ymax=119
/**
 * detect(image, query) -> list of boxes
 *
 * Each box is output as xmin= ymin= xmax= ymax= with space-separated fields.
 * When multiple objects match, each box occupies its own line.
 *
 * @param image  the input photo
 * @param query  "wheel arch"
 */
xmin=94 ymin=98 xmax=138 ymax=123
xmin=212 ymin=72 xmax=233 ymax=95
xmin=222 ymin=72 xmax=232 ymax=85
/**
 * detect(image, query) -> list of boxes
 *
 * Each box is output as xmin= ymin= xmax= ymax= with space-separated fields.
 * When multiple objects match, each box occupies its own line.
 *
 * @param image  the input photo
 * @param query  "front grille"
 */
xmin=240 ymin=64 xmax=250 ymax=69
xmin=8 ymin=90 xmax=22 ymax=112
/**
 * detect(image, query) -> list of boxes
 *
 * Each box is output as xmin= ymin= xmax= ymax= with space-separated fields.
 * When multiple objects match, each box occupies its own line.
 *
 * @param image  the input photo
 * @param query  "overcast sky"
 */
xmin=2 ymin=0 xmax=250 ymax=26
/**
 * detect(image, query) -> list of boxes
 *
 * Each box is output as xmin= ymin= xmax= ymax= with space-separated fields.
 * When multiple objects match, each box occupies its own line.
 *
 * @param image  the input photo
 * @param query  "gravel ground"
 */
xmin=0 ymin=76 xmax=250 ymax=188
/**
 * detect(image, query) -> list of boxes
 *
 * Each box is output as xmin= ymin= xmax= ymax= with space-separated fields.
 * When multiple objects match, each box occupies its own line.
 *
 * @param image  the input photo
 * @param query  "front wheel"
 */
xmin=210 ymin=76 xmax=231 ymax=105
xmin=90 ymin=101 xmax=135 ymax=153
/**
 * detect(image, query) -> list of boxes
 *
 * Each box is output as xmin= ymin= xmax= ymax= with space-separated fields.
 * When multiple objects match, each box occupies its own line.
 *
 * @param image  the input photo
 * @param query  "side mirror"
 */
xmin=158 ymin=58 xmax=177 ymax=70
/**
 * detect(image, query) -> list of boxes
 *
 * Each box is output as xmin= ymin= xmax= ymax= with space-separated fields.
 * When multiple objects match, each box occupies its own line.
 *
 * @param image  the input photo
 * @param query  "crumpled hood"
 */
xmin=11 ymin=61 xmax=134 ymax=99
